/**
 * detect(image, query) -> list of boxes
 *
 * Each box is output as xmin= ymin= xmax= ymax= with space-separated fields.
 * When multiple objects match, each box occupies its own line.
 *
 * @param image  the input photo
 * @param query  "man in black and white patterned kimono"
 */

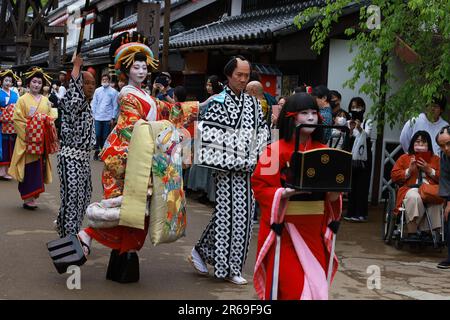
xmin=189 ymin=56 xmax=270 ymax=285
xmin=56 ymin=55 xmax=96 ymax=237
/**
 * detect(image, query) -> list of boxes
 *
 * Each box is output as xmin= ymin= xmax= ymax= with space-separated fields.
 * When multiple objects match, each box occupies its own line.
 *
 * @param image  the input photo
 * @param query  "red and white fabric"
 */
xmin=1 ymin=104 xmax=16 ymax=134
xmin=26 ymin=113 xmax=59 ymax=155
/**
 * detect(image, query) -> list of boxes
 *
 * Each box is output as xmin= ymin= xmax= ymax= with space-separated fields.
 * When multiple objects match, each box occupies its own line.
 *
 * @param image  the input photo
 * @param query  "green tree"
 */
xmin=294 ymin=0 xmax=450 ymax=128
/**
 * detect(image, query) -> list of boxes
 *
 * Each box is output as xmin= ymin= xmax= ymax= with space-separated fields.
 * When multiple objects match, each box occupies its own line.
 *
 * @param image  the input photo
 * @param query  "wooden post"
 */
xmin=370 ymin=62 xmax=387 ymax=206
xmin=49 ymin=37 xmax=62 ymax=68
xmin=137 ymin=2 xmax=160 ymax=69
xmin=162 ymin=0 xmax=171 ymax=71
xmin=0 ymin=0 xmax=7 ymax=38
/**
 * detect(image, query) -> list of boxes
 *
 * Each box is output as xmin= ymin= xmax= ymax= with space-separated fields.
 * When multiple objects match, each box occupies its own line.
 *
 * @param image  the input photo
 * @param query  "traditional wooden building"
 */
xmin=0 ymin=0 xmax=60 ymax=68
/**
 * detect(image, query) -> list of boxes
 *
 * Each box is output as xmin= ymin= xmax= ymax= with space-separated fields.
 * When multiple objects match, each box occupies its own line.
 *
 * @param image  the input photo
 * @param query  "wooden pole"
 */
xmin=162 ymin=0 xmax=171 ymax=71
xmin=370 ymin=62 xmax=387 ymax=206
xmin=76 ymin=0 xmax=91 ymax=56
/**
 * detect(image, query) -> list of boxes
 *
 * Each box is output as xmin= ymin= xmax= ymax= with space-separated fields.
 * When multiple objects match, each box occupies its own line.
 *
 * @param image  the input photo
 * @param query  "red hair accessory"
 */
xmin=285 ymin=112 xmax=298 ymax=118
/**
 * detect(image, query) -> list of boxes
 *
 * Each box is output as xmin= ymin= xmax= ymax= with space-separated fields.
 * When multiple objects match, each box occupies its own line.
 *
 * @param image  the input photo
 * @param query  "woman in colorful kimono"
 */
xmin=77 ymin=31 xmax=191 ymax=283
xmin=0 ymin=69 xmax=21 ymax=180
xmin=252 ymin=93 xmax=342 ymax=300
xmin=9 ymin=67 xmax=53 ymax=210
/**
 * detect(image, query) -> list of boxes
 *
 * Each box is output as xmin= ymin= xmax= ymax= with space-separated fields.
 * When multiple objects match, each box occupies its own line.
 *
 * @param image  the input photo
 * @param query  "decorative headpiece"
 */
xmin=109 ymin=31 xmax=159 ymax=77
xmin=0 ymin=69 xmax=21 ymax=82
xmin=24 ymin=67 xmax=52 ymax=85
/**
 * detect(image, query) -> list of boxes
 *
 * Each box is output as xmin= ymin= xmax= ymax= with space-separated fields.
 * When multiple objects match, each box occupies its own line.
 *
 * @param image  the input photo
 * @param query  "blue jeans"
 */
xmin=95 ymin=120 xmax=111 ymax=152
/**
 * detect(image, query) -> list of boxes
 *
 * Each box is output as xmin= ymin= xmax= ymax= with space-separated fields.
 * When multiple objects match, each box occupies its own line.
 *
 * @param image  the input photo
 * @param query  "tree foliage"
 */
xmin=294 ymin=0 xmax=450 ymax=128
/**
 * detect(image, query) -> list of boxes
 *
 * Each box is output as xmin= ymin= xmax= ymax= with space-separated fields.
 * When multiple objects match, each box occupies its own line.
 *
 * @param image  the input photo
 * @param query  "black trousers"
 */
xmin=347 ymin=163 xmax=372 ymax=218
xmin=446 ymin=217 xmax=450 ymax=259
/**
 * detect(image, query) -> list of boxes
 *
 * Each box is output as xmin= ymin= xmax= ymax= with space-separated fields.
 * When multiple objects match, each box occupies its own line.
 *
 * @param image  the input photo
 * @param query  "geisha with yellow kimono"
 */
xmin=73 ymin=32 xmax=197 ymax=283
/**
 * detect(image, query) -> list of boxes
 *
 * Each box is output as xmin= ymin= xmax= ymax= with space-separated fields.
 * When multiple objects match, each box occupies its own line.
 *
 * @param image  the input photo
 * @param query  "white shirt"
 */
xmin=91 ymin=85 xmax=119 ymax=121
xmin=400 ymin=113 xmax=449 ymax=155
xmin=57 ymin=85 xmax=67 ymax=100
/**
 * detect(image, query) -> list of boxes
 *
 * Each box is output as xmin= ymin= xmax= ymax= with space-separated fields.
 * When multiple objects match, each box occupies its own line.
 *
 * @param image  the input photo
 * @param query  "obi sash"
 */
xmin=26 ymin=113 xmax=59 ymax=155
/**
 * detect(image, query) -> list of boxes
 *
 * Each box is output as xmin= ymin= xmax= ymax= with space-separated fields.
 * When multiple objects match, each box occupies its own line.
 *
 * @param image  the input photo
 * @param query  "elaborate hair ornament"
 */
xmin=113 ymin=42 xmax=159 ymax=75
xmin=0 ymin=69 xmax=21 ymax=82
xmin=24 ymin=67 xmax=52 ymax=85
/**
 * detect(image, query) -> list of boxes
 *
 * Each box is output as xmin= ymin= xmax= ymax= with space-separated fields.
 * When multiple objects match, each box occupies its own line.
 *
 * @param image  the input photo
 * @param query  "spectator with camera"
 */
xmin=344 ymin=97 xmax=375 ymax=222
xmin=152 ymin=72 xmax=174 ymax=102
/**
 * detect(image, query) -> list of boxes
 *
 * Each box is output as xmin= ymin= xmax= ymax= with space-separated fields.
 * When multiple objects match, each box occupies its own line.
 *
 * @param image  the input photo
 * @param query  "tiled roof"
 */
xmin=169 ymin=0 xmax=327 ymax=48
xmin=30 ymin=34 xmax=112 ymax=64
xmin=254 ymin=63 xmax=282 ymax=76
xmin=111 ymin=0 xmax=190 ymax=32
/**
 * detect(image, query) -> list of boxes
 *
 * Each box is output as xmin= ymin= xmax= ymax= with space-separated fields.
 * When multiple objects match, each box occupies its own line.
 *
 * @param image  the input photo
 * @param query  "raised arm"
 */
xmin=59 ymin=54 xmax=87 ymax=114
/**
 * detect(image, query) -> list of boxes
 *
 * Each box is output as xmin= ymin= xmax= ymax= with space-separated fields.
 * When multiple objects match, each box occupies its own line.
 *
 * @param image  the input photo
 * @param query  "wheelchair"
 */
xmin=382 ymin=184 xmax=446 ymax=250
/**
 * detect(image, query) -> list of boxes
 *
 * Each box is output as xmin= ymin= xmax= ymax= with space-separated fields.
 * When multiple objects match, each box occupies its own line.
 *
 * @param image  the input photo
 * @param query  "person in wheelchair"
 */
xmin=391 ymin=131 xmax=442 ymax=239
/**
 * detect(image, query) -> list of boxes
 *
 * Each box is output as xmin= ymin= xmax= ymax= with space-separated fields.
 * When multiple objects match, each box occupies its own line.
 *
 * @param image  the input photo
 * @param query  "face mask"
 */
xmin=102 ymin=83 xmax=109 ymax=88
xmin=329 ymin=100 xmax=336 ymax=110
xmin=350 ymin=110 xmax=364 ymax=122
xmin=414 ymin=145 xmax=428 ymax=153
xmin=336 ymin=117 xmax=347 ymax=126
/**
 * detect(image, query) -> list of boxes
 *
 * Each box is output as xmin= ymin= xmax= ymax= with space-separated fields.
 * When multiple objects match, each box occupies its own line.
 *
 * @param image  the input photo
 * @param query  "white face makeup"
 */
xmin=29 ymin=77 xmax=43 ymax=95
xmin=295 ymin=109 xmax=318 ymax=134
xmin=128 ymin=61 xmax=148 ymax=87
xmin=2 ymin=76 xmax=13 ymax=90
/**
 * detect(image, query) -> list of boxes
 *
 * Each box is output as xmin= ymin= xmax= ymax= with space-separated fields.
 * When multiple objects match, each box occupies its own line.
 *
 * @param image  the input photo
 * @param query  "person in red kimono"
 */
xmin=76 ymin=32 xmax=193 ymax=283
xmin=391 ymin=130 xmax=442 ymax=237
xmin=252 ymin=93 xmax=342 ymax=300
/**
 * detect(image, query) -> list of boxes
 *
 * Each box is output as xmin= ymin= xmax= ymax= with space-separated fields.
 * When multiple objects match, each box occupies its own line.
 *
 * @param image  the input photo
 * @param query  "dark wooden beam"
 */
xmin=17 ymin=0 xmax=26 ymax=36
xmin=25 ymin=0 xmax=54 ymax=36
xmin=6 ymin=0 xmax=18 ymax=35
xmin=0 ymin=0 xmax=7 ymax=37
xmin=136 ymin=2 xmax=161 ymax=66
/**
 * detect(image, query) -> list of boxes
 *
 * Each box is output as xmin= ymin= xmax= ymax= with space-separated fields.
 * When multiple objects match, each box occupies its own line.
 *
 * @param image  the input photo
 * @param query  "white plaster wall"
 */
xmin=328 ymin=39 xmax=405 ymax=142
xmin=328 ymin=39 xmax=376 ymax=120
xmin=327 ymin=39 xmax=406 ymax=200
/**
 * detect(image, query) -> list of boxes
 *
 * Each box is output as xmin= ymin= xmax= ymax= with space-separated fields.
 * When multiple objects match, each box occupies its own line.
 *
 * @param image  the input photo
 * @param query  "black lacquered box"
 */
xmin=286 ymin=147 xmax=352 ymax=192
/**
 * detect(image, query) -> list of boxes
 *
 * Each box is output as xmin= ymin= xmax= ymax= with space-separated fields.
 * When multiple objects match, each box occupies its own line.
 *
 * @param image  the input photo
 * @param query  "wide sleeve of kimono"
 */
xmin=42 ymin=96 xmax=52 ymax=116
xmin=391 ymin=154 xmax=410 ymax=184
xmin=59 ymin=73 xmax=86 ymax=114
xmin=12 ymin=96 xmax=27 ymax=141
xmin=251 ymin=141 xmax=283 ymax=223
xmin=155 ymin=99 xmax=199 ymax=129
xmin=115 ymin=93 xmax=148 ymax=142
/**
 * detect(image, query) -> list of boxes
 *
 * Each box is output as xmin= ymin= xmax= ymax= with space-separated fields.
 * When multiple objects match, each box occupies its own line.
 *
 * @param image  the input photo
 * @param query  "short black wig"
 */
xmin=277 ymin=93 xmax=323 ymax=142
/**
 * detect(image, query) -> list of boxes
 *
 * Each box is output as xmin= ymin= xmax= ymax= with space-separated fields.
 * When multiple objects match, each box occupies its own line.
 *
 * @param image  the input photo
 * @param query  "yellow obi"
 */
xmin=285 ymin=201 xmax=325 ymax=216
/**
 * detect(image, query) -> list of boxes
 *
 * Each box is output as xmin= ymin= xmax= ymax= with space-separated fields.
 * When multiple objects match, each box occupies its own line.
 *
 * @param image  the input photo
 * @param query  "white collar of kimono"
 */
xmin=120 ymin=85 xmax=157 ymax=121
